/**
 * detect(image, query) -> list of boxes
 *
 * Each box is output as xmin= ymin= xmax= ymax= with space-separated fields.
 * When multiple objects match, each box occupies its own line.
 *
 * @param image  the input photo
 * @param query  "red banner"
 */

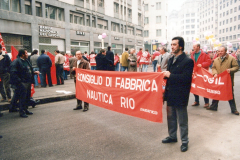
xmin=31 ymin=84 xmax=35 ymax=97
xmin=11 ymin=46 xmax=18 ymax=61
xmin=76 ymin=69 xmax=163 ymax=123
xmin=0 ymin=33 xmax=7 ymax=53
xmin=47 ymin=52 xmax=57 ymax=85
xmin=191 ymin=67 xmax=233 ymax=101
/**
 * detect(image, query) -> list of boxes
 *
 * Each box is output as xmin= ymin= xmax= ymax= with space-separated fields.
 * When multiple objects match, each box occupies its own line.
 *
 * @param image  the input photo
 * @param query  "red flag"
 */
xmin=31 ymin=84 xmax=35 ymax=97
xmin=11 ymin=46 xmax=18 ymax=61
xmin=0 ymin=33 xmax=7 ymax=53
xmin=47 ymin=52 xmax=57 ymax=85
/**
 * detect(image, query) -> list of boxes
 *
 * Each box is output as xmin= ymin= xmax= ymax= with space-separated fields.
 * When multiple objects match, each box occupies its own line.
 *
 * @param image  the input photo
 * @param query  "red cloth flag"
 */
xmin=191 ymin=67 xmax=233 ymax=101
xmin=63 ymin=54 xmax=70 ymax=71
xmin=76 ymin=69 xmax=163 ymax=123
xmin=31 ymin=84 xmax=35 ymax=97
xmin=47 ymin=52 xmax=57 ymax=85
xmin=0 ymin=33 xmax=7 ymax=53
xmin=11 ymin=46 xmax=18 ymax=61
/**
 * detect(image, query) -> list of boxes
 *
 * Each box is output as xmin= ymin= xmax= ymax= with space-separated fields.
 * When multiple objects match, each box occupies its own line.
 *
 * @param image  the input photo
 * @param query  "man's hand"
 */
xmin=213 ymin=74 xmax=217 ymax=78
xmin=163 ymin=71 xmax=171 ymax=78
xmin=34 ymin=71 xmax=40 ymax=75
xmin=72 ymin=67 xmax=76 ymax=71
xmin=157 ymin=64 xmax=160 ymax=68
xmin=227 ymin=69 xmax=231 ymax=73
xmin=197 ymin=64 xmax=202 ymax=67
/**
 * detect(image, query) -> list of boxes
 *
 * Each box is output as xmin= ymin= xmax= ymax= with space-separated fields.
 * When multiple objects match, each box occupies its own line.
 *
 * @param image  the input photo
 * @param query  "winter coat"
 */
xmin=191 ymin=50 xmax=211 ymax=70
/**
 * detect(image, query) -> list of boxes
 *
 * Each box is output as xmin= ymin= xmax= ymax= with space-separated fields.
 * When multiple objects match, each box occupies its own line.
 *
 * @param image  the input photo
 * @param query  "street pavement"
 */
xmin=1 ymin=66 xmax=240 ymax=159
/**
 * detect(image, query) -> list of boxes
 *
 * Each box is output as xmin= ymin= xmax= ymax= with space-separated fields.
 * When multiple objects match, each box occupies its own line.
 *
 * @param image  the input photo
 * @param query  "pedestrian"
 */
xmin=152 ymin=48 xmax=161 ymax=72
xmin=30 ymin=50 xmax=43 ymax=87
xmin=106 ymin=46 xmax=115 ymax=71
xmin=55 ymin=50 xmax=65 ymax=85
xmin=137 ymin=48 xmax=143 ymax=72
xmin=10 ymin=49 xmax=39 ymax=118
xmin=128 ymin=48 xmax=137 ymax=72
xmin=89 ymin=51 xmax=97 ymax=70
xmin=71 ymin=51 xmax=90 ymax=111
xmin=96 ymin=49 xmax=113 ymax=71
xmin=191 ymin=44 xmax=211 ymax=108
xmin=114 ymin=53 xmax=120 ymax=71
xmin=37 ymin=50 xmax=53 ymax=87
xmin=162 ymin=37 xmax=194 ymax=152
xmin=157 ymin=46 xmax=171 ymax=72
xmin=0 ymin=44 xmax=11 ymax=103
xmin=84 ymin=51 xmax=89 ymax=62
xmin=121 ymin=48 xmax=129 ymax=71
xmin=69 ymin=54 xmax=77 ymax=79
xmin=237 ymin=49 xmax=240 ymax=69
xmin=139 ymin=49 xmax=151 ymax=72
xmin=63 ymin=52 xmax=70 ymax=80
xmin=206 ymin=46 xmax=239 ymax=115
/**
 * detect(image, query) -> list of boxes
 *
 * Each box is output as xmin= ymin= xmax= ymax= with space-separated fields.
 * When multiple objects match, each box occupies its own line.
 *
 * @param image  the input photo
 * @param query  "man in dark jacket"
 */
xmin=162 ymin=37 xmax=194 ymax=152
xmin=106 ymin=46 xmax=114 ymax=71
xmin=96 ymin=49 xmax=113 ymax=71
xmin=0 ymin=44 xmax=11 ymax=102
xmin=10 ymin=49 xmax=39 ymax=118
xmin=37 ymin=50 xmax=53 ymax=87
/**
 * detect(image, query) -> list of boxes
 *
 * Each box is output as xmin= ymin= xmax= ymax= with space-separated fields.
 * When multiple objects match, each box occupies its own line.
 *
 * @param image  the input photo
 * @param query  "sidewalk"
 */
xmin=0 ymin=78 xmax=76 ymax=111
xmin=0 ymin=66 xmax=155 ymax=111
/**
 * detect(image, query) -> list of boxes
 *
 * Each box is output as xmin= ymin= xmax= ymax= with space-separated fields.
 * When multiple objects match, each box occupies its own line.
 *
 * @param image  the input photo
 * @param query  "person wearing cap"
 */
xmin=206 ymin=46 xmax=239 ymax=115
xmin=191 ymin=43 xmax=211 ymax=108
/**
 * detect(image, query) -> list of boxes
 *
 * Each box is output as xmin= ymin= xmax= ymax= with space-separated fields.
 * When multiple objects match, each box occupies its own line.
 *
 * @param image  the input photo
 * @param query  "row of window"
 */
xmin=220 ymin=33 xmax=240 ymax=42
xmin=114 ymin=3 xmax=132 ymax=19
xmin=144 ymin=29 xmax=162 ymax=37
xmin=144 ymin=16 xmax=161 ymax=24
xmin=219 ymin=6 xmax=240 ymax=18
xmin=144 ymin=2 xmax=162 ymax=11
xmin=220 ymin=0 xmax=239 ymax=10
xmin=219 ymin=24 xmax=240 ymax=34
xmin=219 ymin=15 xmax=240 ymax=26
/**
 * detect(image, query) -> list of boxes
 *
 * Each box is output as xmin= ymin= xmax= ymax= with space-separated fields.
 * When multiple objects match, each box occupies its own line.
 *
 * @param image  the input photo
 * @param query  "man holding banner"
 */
xmin=191 ymin=44 xmax=211 ymax=108
xmin=71 ymin=51 xmax=90 ymax=111
xmin=162 ymin=37 xmax=194 ymax=152
xmin=206 ymin=46 xmax=239 ymax=115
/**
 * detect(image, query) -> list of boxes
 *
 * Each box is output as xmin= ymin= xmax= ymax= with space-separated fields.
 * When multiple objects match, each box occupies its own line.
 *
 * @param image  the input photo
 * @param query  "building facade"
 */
xmin=0 ymin=0 xmax=144 ymax=55
xmin=143 ymin=0 xmax=168 ymax=54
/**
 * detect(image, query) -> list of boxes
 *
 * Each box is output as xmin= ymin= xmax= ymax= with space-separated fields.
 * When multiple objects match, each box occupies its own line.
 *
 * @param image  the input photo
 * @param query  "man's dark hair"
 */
xmin=41 ymin=50 xmax=45 ymax=55
xmin=32 ymin=50 xmax=38 ymax=55
xmin=172 ymin=37 xmax=185 ymax=51
xmin=196 ymin=44 xmax=200 ymax=48
xmin=0 ymin=44 xmax=2 ymax=49
xmin=125 ymin=47 xmax=128 ymax=51
xmin=91 ymin=51 xmax=95 ymax=54
xmin=108 ymin=46 xmax=111 ymax=51
xmin=145 ymin=49 xmax=148 ymax=51
xmin=18 ymin=49 xmax=26 ymax=57
xmin=140 ymin=48 xmax=142 ymax=50
xmin=55 ymin=50 xmax=60 ymax=53
xmin=100 ymin=49 xmax=106 ymax=54
xmin=84 ymin=51 xmax=87 ymax=54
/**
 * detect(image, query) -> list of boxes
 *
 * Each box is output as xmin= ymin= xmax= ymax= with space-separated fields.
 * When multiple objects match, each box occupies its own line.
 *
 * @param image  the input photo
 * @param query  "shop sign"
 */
xmin=39 ymin=25 xmax=60 ymax=37
xmin=128 ymin=39 xmax=133 ymax=42
xmin=76 ymin=31 xmax=85 ymax=36
xmin=114 ymin=37 xmax=120 ymax=40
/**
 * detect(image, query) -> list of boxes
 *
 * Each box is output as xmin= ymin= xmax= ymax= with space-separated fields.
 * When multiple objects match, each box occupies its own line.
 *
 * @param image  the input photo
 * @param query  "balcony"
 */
xmin=74 ymin=0 xmax=84 ymax=7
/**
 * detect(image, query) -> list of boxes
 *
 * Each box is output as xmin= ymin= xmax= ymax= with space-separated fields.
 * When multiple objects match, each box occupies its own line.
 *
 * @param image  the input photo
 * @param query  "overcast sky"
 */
xmin=168 ymin=0 xmax=185 ymax=13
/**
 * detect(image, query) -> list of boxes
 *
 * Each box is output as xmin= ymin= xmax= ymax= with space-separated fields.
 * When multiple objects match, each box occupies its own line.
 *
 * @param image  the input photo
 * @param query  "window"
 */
xmin=144 ymin=4 xmax=148 ymax=11
xmin=223 ymin=20 xmax=225 ymax=25
xmin=98 ymin=0 xmax=104 ymax=7
xmin=226 ymin=11 xmax=229 ymax=15
xmin=156 ymin=29 xmax=161 ymax=36
xmin=127 ymin=26 xmax=134 ymax=35
xmin=239 ymin=15 xmax=240 ymax=20
xmin=220 ymin=13 xmax=222 ymax=18
xmin=144 ymin=30 xmax=149 ymax=37
xmin=191 ymin=19 xmax=195 ymax=23
xmin=186 ymin=25 xmax=190 ymax=29
xmin=223 ymin=29 xmax=225 ymax=33
xmin=92 ymin=0 xmax=95 ymax=5
xmin=226 ymin=19 xmax=228 ymax=24
xmin=230 ymin=9 xmax=233 ymax=13
xmin=97 ymin=18 xmax=108 ymax=29
xmin=156 ymin=2 xmax=161 ymax=10
xmin=186 ymin=19 xmax=190 ymax=23
xmin=233 ymin=35 xmax=236 ymax=39
xmin=226 ymin=28 xmax=228 ymax=32
xmin=92 ymin=16 xmax=96 ymax=27
xmin=230 ymin=18 xmax=232 ymax=22
xmin=186 ymin=13 xmax=190 ymax=17
xmin=219 ymin=30 xmax=221 ymax=34
xmin=45 ymin=4 xmax=64 ymax=21
xmin=234 ymin=7 xmax=237 ymax=12
xmin=186 ymin=31 xmax=190 ymax=35
xmin=156 ymin=16 xmax=161 ymax=23
xmin=234 ymin=25 xmax=236 ymax=30
xmin=223 ymin=12 xmax=225 ymax=16
xmin=128 ymin=8 xmax=132 ymax=19
xmin=234 ymin=16 xmax=236 ymax=21
xmin=86 ymin=15 xmax=90 ymax=26
xmin=25 ymin=0 xmax=31 ymax=15
xmin=230 ymin=27 xmax=232 ymax=31
xmin=191 ymin=13 xmax=195 ymax=17
xmin=114 ymin=2 xmax=119 ymax=13
xmin=36 ymin=1 xmax=42 ymax=17
xmin=70 ymin=12 xmax=84 ymax=25
xmin=111 ymin=22 xmax=120 ymax=32
xmin=0 ymin=0 xmax=20 ymax=12
xmin=144 ymin=17 xmax=149 ymax=24
xmin=138 ymin=13 xmax=142 ymax=25
xmin=191 ymin=31 xmax=195 ymax=34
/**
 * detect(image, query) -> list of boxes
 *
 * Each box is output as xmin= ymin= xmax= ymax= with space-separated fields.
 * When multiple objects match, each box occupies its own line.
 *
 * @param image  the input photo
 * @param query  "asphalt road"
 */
xmin=1 ymin=72 xmax=240 ymax=160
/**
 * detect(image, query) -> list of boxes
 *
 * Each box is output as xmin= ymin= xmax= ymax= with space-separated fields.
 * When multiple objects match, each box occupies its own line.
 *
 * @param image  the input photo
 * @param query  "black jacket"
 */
xmin=106 ymin=50 xmax=114 ymax=71
xmin=0 ymin=52 xmax=11 ymax=74
xmin=37 ymin=54 xmax=52 ymax=71
xmin=10 ymin=57 xmax=34 ymax=86
xmin=96 ymin=53 xmax=113 ymax=71
xmin=164 ymin=53 xmax=194 ymax=107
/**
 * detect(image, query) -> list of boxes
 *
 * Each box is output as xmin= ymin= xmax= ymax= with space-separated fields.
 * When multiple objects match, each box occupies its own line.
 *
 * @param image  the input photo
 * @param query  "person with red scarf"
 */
xmin=114 ymin=53 xmax=120 ymax=71
xmin=89 ymin=51 xmax=97 ymax=70
xmin=191 ymin=44 xmax=211 ymax=108
xmin=139 ymin=49 xmax=151 ymax=72
xmin=137 ymin=48 xmax=143 ymax=72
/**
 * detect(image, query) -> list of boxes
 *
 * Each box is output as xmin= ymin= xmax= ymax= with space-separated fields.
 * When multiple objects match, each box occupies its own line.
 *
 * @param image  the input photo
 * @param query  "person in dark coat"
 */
xmin=37 ymin=50 xmax=53 ymax=87
xmin=96 ymin=49 xmax=113 ymax=71
xmin=10 ymin=49 xmax=39 ymax=118
xmin=162 ymin=37 xmax=194 ymax=152
xmin=106 ymin=46 xmax=114 ymax=71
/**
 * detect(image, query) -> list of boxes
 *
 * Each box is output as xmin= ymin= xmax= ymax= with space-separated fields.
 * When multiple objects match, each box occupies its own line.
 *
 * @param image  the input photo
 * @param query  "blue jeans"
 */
xmin=91 ymin=66 xmax=96 ymax=70
xmin=142 ymin=64 xmax=148 ymax=72
xmin=121 ymin=66 xmax=128 ymax=72
xmin=153 ymin=60 xmax=158 ymax=72
xmin=33 ymin=68 xmax=43 ymax=86
xmin=63 ymin=70 xmax=69 ymax=80
xmin=115 ymin=63 xmax=119 ymax=71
